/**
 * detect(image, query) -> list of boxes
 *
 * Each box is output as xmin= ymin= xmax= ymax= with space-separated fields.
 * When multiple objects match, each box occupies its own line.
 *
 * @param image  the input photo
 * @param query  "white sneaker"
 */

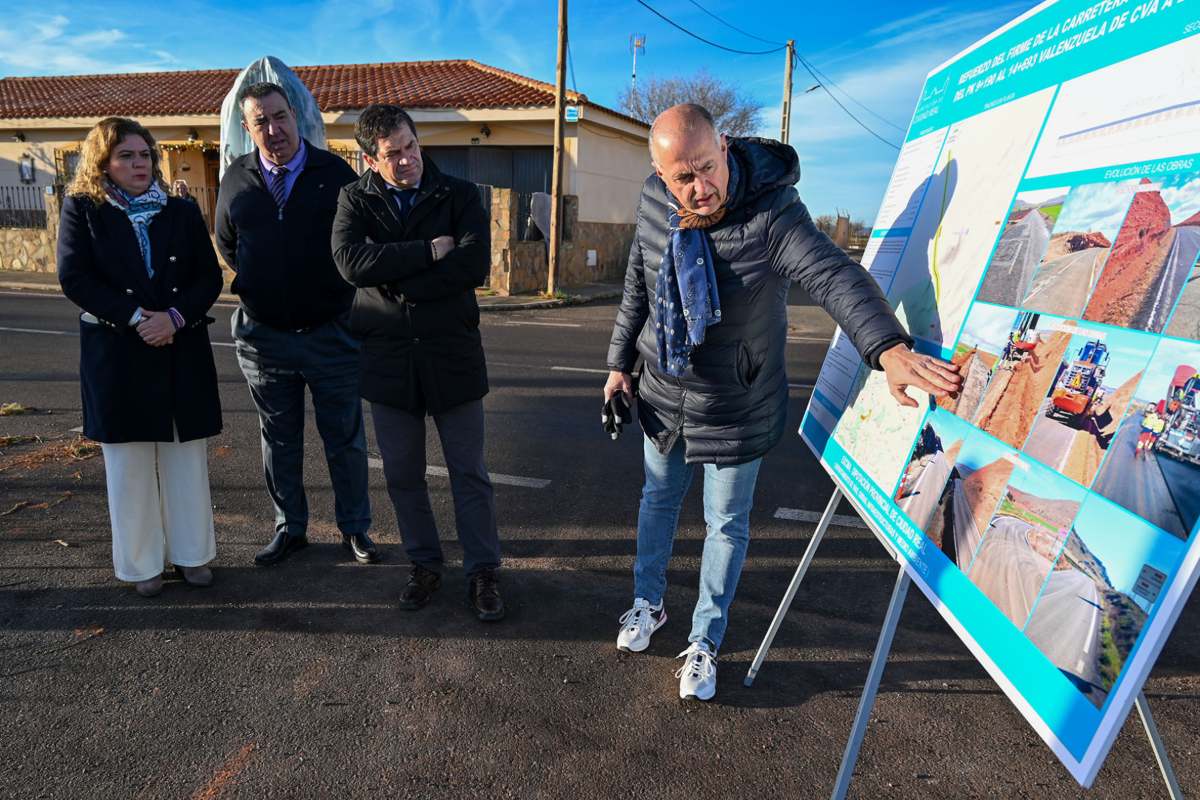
xmin=616 ymin=598 xmax=667 ymax=652
xmin=675 ymin=642 xmax=717 ymax=701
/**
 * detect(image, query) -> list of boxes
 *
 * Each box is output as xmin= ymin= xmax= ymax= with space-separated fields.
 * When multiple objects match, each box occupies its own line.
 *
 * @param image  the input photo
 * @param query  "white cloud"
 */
xmin=1055 ymin=181 xmax=1138 ymax=241
xmin=1161 ymin=173 xmax=1200 ymax=225
xmin=67 ymin=29 xmax=128 ymax=49
xmin=0 ymin=13 xmax=175 ymax=75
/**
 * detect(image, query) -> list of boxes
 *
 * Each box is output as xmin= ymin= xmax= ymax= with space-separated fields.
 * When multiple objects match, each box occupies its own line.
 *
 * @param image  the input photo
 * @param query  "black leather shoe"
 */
xmin=342 ymin=531 xmax=381 ymax=564
xmin=254 ymin=532 xmax=309 ymax=566
xmin=468 ymin=568 xmax=505 ymax=622
xmin=398 ymin=564 xmax=441 ymax=610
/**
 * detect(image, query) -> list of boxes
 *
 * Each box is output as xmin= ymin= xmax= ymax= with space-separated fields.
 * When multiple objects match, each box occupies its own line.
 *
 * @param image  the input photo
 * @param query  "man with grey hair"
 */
xmin=606 ymin=103 xmax=961 ymax=700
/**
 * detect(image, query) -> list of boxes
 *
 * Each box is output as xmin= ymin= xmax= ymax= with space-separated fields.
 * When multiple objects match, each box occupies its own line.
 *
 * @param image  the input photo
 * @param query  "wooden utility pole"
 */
xmin=780 ymin=40 xmax=795 ymax=144
xmin=548 ymin=0 xmax=568 ymax=296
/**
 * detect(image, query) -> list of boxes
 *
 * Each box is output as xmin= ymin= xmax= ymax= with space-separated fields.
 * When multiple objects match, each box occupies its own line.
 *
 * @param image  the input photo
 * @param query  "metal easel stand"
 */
xmin=744 ymin=488 xmax=844 ymax=687
xmin=829 ymin=566 xmax=910 ymax=800
xmin=1136 ymin=692 xmax=1185 ymax=800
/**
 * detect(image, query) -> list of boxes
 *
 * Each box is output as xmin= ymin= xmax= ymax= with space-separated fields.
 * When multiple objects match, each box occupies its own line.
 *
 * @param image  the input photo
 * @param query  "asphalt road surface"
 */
xmin=1093 ymin=416 xmax=1193 ymax=538
xmin=897 ymin=451 xmax=951 ymax=531
xmin=949 ymin=475 xmax=986 ymax=573
xmin=1143 ymin=227 xmax=1200 ymax=333
xmin=1165 ymin=270 xmax=1200 ymax=341
xmin=1 ymin=289 xmax=1197 ymax=798
xmin=1022 ymin=246 xmax=1107 ymax=319
xmin=1024 ymin=400 xmax=1074 ymax=473
xmin=976 ymin=211 xmax=1050 ymax=307
xmin=966 ymin=516 xmax=1055 ymax=629
xmin=1026 ymin=567 xmax=1106 ymax=705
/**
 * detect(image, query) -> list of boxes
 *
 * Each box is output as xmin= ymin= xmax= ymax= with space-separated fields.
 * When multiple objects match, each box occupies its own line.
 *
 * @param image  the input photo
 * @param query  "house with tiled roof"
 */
xmin=0 ymin=59 xmax=651 ymax=288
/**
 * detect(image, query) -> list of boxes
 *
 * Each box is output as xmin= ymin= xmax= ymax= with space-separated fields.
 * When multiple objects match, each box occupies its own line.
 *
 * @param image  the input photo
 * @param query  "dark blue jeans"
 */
xmin=232 ymin=308 xmax=371 ymax=538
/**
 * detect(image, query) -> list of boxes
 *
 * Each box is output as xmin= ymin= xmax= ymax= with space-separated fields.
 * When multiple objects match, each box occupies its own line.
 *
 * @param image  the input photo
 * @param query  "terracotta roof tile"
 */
xmin=0 ymin=59 xmax=647 ymax=128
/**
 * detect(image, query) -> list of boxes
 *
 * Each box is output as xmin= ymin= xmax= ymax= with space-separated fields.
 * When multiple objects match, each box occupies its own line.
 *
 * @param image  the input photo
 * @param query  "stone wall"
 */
xmin=4 ymin=188 xmax=630 ymax=296
xmin=487 ymin=190 xmax=635 ymax=295
xmin=1 ymin=191 xmax=58 ymax=273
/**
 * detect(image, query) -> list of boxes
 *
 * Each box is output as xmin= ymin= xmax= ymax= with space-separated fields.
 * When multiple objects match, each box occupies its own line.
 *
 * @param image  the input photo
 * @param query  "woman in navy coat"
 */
xmin=57 ymin=117 xmax=223 ymax=597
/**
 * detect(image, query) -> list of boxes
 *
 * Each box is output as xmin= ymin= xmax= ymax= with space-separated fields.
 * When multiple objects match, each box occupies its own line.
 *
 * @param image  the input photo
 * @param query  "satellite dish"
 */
xmin=219 ymin=55 xmax=327 ymax=179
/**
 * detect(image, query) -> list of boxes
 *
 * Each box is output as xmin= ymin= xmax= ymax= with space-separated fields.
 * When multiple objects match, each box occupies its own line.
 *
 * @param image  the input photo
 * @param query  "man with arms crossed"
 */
xmin=332 ymin=104 xmax=504 ymax=621
xmin=606 ymin=104 xmax=962 ymax=700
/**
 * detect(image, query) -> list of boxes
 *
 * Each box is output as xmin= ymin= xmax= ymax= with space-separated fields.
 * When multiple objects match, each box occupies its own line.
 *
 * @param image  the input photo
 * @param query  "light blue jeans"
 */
xmin=632 ymin=435 xmax=763 ymax=652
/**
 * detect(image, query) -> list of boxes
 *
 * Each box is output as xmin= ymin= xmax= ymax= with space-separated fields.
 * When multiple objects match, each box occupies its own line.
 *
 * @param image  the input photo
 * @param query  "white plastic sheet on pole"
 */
xmin=218 ymin=56 xmax=327 ymax=179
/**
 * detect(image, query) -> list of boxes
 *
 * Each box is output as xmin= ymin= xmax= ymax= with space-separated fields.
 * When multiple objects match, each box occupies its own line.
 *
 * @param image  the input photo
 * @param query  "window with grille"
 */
xmin=53 ymin=147 xmax=81 ymax=185
xmin=329 ymin=146 xmax=364 ymax=175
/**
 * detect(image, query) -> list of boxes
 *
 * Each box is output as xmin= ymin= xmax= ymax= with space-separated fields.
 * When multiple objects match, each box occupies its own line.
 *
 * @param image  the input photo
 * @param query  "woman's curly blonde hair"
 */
xmin=67 ymin=117 xmax=165 ymax=203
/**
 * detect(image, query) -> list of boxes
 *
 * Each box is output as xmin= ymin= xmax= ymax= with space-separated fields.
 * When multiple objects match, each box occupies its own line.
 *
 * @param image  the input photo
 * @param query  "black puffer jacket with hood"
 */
xmin=606 ymin=137 xmax=911 ymax=465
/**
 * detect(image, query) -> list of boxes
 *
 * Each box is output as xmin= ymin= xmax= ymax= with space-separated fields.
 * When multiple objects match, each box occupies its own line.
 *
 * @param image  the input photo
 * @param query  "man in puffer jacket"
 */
xmin=605 ymin=104 xmax=962 ymax=701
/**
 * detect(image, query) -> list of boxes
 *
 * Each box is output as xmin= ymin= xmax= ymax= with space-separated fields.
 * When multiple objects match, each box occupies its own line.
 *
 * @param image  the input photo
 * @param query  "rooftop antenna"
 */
xmin=630 ymin=34 xmax=646 ymax=93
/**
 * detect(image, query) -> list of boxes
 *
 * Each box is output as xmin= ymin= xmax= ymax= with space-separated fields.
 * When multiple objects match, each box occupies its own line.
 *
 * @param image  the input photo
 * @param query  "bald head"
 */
xmin=649 ymin=103 xmax=730 ymax=217
xmin=649 ymin=103 xmax=719 ymax=166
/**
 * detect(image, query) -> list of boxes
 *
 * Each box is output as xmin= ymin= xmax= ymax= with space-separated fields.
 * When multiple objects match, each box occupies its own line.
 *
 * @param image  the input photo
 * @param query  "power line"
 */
xmin=638 ymin=0 xmax=902 ymax=146
xmin=797 ymin=53 xmax=906 ymax=133
xmin=635 ymin=0 xmax=787 ymax=55
xmin=793 ymin=53 xmax=900 ymax=150
xmin=567 ymin=41 xmax=579 ymax=94
xmin=672 ymin=0 xmax=902 ymax=133
xmin=681 ymin=0 xmax=784 ymax=46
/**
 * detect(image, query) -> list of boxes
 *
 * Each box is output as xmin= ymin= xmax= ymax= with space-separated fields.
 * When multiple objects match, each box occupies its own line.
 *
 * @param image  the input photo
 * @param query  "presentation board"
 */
xmin=801 ymin=0 xmax=1200 ymax=786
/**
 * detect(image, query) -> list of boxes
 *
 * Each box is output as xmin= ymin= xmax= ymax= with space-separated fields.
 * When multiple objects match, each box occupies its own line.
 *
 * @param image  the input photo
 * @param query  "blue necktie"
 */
xmin=269 ymin=166 xmax=289 ymax=208
xmin=391 ymin=187 xmax=416 ymax=219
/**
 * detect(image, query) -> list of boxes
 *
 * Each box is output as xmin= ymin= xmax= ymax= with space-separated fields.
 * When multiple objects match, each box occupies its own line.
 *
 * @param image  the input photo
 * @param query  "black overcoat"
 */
xmin=57 ymin=193 xmax=223 ymax=443
xmin=331 ymin=160 xmax=489 ymax=415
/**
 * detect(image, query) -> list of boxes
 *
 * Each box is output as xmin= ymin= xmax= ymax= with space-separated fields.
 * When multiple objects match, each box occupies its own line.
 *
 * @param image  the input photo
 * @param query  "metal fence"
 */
xmin=515 ymin=191 xmax=536 ymax=241
xmin=177 ymin=185 xmax=219 ymax=233
xmin=0 ymin=185 xmax=48 ymax=229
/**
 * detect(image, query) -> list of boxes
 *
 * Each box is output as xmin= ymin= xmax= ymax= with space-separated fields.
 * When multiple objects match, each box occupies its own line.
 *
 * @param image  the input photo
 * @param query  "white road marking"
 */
xmin=366 ymin=457 xmax=550 ymax=489
xmin=550 ymin=366 xmax=609 ymax=375
xmin=499 ymin=321 xmax=582 ymax=328
xmin=0 ymin=326 xmax=73 ymax=336
xmin=787 ymin=336 xmax=832 ymax=344
xmin=774 ymin=507 xmax=867 ymax=529
xmin=0 ymin=290 xmax=239 ymax=310
xmin=0 ymin=290 xmax=65 ymax=298
xmin=69 ymin=426 xmax=83 ymax=433
xmin=0 ymin=324 xmax=811 ymax=391
xmin=1082 ymin=587 xmax=1100 ymax=656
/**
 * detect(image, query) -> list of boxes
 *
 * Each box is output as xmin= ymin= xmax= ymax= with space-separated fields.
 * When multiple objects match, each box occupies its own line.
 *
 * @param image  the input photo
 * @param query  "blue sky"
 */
xmin=1059 ymin=324 xmax=1157 ymax=392
xmin=1053 ymin=181 xmax=1137 ymax=242
xmin=928 ymin=407 xmax=975 ymax=449
xmin=960 ymin=302 xmax=1019 ymax=355
xmin=0 ymin=0 xmax=1038 ymax=220
xmin=1073 ymin=494 xmax=1184 ymax=597
xmin=955 ymin=430 xmax=1016 ymax=474
xmin=1137 ymin=338 xmax=1200 ymax=403
xmin=1005 ymin=455 xmax=1085 ymax=508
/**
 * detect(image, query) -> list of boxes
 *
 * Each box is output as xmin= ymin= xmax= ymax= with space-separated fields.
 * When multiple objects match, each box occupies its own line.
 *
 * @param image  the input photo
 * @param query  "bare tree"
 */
xmin=620 ymin=70 xmax=762 ymax=137
xmin=813 ymin=214 xmax=836 ymax=236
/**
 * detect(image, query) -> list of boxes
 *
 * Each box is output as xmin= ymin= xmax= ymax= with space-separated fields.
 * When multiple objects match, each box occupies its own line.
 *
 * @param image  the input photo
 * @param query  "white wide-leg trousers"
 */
xmin=100 ymin=435 xmax=216 ymax=582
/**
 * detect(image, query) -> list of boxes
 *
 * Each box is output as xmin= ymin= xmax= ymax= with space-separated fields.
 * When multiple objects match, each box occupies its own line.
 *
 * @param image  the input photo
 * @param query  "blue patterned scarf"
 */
xmin=654 ymin=155 xmax=740 ymax=377
xmin=104 ymin=180 xmax=167 ymax=278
